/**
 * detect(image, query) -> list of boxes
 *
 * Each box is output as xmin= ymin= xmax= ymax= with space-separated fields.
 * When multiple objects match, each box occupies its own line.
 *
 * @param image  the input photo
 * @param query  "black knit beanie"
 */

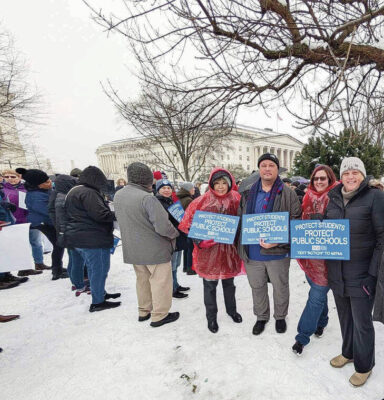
xmin=210 ymin=170 xmax=232 ymax=190
xmin=127 ymin=162 xmax=153 ymax=187
xmin=257 ymin=153 xmax=280 ymax=169
xmin=15 ymin=168 xmax=49 ymax=186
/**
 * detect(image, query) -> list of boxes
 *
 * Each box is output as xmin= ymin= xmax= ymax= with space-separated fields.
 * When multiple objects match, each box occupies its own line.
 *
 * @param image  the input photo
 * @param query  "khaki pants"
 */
xmin=245 ymin=257 xmax=290 ymax=321
xmin=133 ymin=262 xmax=173 ymax=322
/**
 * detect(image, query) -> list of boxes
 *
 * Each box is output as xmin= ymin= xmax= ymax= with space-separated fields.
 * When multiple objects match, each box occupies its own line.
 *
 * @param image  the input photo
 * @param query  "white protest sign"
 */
xmin=18 ymin=191 xmax=27 ymax=209
xmin=0 ymin=223 xmax=34 ymax=272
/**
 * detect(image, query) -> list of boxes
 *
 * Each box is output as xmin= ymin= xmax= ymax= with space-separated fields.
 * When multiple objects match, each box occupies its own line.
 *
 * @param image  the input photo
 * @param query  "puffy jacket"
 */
xmin=64 ymin=167 xmax=115 ymax=249
xmin=25 ymin=183 xmax=53 ymax=227
xmin=1 ymin=182 xmax=28 ymax=224
xmin=325 ymin=180 xmax=384 ymax=297
xmin=178 ymin=167 xmax=242 ymax=280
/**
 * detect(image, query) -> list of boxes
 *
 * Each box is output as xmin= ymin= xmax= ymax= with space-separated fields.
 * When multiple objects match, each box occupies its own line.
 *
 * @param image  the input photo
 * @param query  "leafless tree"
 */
xmin=104 ymin=62 xmax=235 ymax=181
xmin=84 ymin=0 xmax=384 ymax=134
xmin=0 ymin=26 xmax=41 ymax=165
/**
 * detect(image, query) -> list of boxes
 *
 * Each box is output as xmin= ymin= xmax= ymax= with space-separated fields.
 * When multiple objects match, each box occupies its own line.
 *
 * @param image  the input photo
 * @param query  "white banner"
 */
xmin=0 ymin=223 xmax=34 ymax=272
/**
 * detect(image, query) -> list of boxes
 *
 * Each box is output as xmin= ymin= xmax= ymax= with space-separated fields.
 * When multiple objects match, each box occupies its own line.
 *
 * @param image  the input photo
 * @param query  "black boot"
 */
xmin=252 ymin=320 xmax=267 ymax=335
xmin=228 ymin=312 xmax=242 ymax=323
xmin=1 ymin=273 xmax=28 ymax=284
xmin=207 ymin=319 xmax=219 ymax=333
xmin=275 ymin=319 xmax=287 ymax=333
xmin=89 ymin=300 xmax=121 ymax=313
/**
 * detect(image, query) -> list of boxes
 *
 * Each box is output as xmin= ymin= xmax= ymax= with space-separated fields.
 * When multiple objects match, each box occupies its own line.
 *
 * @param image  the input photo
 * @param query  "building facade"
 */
xmin=96 ymin=124 xmax=304 ymax=182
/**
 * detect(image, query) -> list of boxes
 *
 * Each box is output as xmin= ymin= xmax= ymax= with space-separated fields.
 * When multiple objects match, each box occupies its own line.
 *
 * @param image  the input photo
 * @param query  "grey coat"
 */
xmin=113 ymin=183 xmax=179 ymax=265
xmin=237 ymin=181 xmax=302 ymax=262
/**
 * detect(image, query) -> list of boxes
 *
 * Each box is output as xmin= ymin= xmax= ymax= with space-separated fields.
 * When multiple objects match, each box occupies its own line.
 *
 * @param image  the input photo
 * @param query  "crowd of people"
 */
xmin=1 ymin=154 xmax=384 ymax=387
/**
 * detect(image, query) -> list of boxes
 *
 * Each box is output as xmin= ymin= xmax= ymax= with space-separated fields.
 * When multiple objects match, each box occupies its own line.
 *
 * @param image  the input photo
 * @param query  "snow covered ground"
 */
xmin=1 ymin=249 xmax=383 ymax=400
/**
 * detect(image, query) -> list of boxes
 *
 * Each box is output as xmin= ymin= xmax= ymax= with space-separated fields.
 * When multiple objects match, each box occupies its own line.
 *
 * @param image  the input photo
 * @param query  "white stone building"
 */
xmin=96 ymin=124 xmax=304 ymax=182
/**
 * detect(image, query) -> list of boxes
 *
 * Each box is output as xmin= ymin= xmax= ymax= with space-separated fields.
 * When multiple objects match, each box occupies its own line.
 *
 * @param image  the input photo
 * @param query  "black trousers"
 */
xmin=32 ymin=225 xmax=64 ymax=276
xmin=333 ymin=292 xmax=375 ymax=373
xmin=183 ymin=238 xmax=194 ymax=273
xmin=203 ymin=278 xmax=237 ymax=321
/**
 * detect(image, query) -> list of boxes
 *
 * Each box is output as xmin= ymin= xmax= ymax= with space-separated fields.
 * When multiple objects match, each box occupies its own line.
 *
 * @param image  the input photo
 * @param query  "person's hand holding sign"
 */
xmin=199 ymin=239 xmax=217 ymax=249
xmin=259 ymin=239 xmax=278 ymax=249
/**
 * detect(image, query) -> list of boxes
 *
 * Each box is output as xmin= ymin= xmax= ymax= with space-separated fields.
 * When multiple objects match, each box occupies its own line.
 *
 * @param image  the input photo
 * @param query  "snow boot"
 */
xmin=89 ymin=300 xmax=121 ymax=313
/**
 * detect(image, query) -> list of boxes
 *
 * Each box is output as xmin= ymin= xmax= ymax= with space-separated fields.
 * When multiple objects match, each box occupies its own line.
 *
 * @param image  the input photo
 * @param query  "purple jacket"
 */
xmin=1 ymin=182 xmax=28 ymax=224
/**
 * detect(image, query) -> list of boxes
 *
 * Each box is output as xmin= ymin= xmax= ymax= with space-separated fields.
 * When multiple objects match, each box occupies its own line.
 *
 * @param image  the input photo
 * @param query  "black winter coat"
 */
xmin=325 ymin=180 xmax=384 ymax=297
xmin=156 ymin=194 xmax=188 ymax=251
xmin=65 ymin=168 xmax=115 ymax=249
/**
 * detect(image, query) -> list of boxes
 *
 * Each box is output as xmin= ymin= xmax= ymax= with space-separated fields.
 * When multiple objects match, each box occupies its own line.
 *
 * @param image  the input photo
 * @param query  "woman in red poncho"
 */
xmin=179 ymin=168 xmax=243 ymax=333
xmin=292 ymin=165 xmax=339 ymax=355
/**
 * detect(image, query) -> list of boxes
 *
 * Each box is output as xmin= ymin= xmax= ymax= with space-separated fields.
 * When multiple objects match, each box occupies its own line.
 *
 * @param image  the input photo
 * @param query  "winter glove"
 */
xmin=198 ymin=239 xmax=216 ymax=249
xmin=1 ymin=201 xmax=16 ymax=213
xmin=361 ymin=274 xmax=377 ymax=297
xmin=309 ymin=213 xmax=324 ymax=221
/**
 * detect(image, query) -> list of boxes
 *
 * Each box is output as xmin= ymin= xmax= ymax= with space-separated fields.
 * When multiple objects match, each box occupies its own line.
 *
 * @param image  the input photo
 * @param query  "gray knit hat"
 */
xmin=127 ymin=162 xmax=153 ymax=186
xmin=180 ymin=182 xmax=194 ymax=191
xmin=340 ymin=157 xmax=366 ymax=178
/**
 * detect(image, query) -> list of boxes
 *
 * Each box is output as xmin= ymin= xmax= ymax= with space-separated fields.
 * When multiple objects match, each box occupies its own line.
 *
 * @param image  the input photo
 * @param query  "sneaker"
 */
xmin=18 ymin=269 xmax=42 ymax=277
xmin=71 ymin=285 xmax=76 ymax=291
xmin=150 ymin=312 xmax=180 ymax=327
xmin=35 ymin=263 xmax=51 ymax=270
xmin=0 ymin=314 xmax=20 ymax=323
xmin=330 ymin=354 xmax=353 ymax=368
xmin=228 ymin=312 xmax=243 ymax=323
xmin=178 ymin=286 xmax=190 ymax=292
xmin=75 ymin=286 xmax=91 ymax=297
xmin=349 ymin=370 xmax=372 ymax=387
xmin=208 ymin=319 xmax=219 ymax=333
xmin=89 ymin=300 xmax=121 ymax=313
xmin=138 ymin=314 xmax=151 ymax=322
xmin=104 ymin=292 xmax=121 ymax=300
xmin=275 ymin=319 xmax=287 ymax=333
xmin=314 ymin=326 xmax=324 ymax=337
xmin=292 ymin=341 xmax=304 ymax=355
xmin=0 ymin=281 xmax=20 ymax=290
xmin=252 ymin=320 xmax=267 ymax=335
xmin=173 ymin=291 xmax=188 ymax=299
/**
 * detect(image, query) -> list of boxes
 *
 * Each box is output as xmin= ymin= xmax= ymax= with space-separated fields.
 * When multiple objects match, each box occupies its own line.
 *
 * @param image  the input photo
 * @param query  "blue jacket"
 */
xmin=25 ymin=187 xmax=53 ymax=227
xmin=0 ymin=189 xmax=15 ymax=224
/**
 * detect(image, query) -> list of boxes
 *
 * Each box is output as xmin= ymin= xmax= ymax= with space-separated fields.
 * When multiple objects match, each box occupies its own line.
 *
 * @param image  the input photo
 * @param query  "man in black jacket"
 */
xmin=65 ymin=166 xmax=121 ymax=312
xmin=325 ymin=157 xmax=384 ymax=387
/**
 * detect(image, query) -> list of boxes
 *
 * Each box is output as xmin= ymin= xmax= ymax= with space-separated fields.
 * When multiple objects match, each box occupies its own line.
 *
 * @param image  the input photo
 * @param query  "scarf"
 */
xmin=246 ymin=176 xmax=284 ymax=215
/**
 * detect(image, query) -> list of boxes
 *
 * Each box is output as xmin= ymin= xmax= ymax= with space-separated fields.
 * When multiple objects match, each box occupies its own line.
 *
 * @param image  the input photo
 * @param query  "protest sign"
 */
xmin=18 ymin=191 xmax=27 ymax=209
xmin=0 ymin=223 xmax=34 ymax=272
xmin=168 ymin=201 xmax=185 ymax=223
xmin=241 ymin=212 xmax=289 ymax=244
xmin=188 ymin=211 xmax=240 ymax=244
xmin=290 ymin=219 xmax=350 ymax=260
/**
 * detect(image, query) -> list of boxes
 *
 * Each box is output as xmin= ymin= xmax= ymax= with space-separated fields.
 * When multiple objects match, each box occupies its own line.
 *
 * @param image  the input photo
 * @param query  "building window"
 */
xmin=247 ymin=147 xmax=250 ymax=152
xmin=221 ymin=155 xmax=224 ymax=161
xmin=239 ymin=155 xmax=242 ymax=160
xmin=247 ymin=165 xmax=250 ymax=170
xmin=247 ymin=156 xmax=250 ymax=161
xmin=227 ymin=154 xmax=230 ymax=160
xmin=239 ymin=146 xmax=242 ymax=151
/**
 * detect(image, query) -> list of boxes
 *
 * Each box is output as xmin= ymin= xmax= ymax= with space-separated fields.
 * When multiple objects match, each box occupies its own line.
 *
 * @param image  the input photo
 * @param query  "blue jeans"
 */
xmin=29 ymin=228 xmax=43 ymax=264
xmin=296 ymin=275 xmax=330 ymax=346
xmin=75 ymin=248 xmax=110 ymax=304
xmin=171 ymin=251 xmax=182 ymax=293
xmin=68 ymin=249 xmax=86 ymax=290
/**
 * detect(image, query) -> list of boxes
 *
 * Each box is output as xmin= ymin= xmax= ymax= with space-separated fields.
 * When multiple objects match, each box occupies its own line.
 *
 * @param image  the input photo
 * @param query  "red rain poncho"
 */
xmin=297 ymin=178 xmax=339 ymax=286
xmin=178 ymin=168 xmax=242 ymax=280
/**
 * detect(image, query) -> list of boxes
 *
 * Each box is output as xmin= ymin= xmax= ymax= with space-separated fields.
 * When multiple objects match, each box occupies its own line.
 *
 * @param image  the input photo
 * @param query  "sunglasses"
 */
xmin=313 ymin=176 xmax=327 ymax=182
xmin=3 ymin=175 xmax=17 ymax=179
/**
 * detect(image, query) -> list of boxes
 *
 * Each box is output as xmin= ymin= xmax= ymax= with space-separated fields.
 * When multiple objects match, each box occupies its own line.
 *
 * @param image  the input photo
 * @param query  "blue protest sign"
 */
xmin=168 ymin=201 xmax=185 ymax=223
xmin=241 ymin=212 xmax=289 ymax=244
xmin=188 ymin=211 xmax=240 ymax=244
xmin=290 ymin=219 xmax=350 ymax=260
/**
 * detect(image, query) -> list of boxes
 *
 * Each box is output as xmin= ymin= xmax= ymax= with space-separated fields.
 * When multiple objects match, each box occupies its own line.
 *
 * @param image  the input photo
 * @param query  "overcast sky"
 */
xmin=1 ymin=0 xmax=301 ymax=173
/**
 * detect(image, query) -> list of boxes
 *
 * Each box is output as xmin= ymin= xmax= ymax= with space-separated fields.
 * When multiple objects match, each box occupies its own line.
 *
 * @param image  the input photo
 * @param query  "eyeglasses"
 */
xmin=313 ymin=176 xmax=327 ymax=182
xmin=3 ymin=175 xmax=17 ymax=179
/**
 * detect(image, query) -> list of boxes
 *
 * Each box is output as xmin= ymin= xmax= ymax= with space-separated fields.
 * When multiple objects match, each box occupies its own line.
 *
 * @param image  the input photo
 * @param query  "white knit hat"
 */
xmin=340 ymin=157 xmax=366 ymax=178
